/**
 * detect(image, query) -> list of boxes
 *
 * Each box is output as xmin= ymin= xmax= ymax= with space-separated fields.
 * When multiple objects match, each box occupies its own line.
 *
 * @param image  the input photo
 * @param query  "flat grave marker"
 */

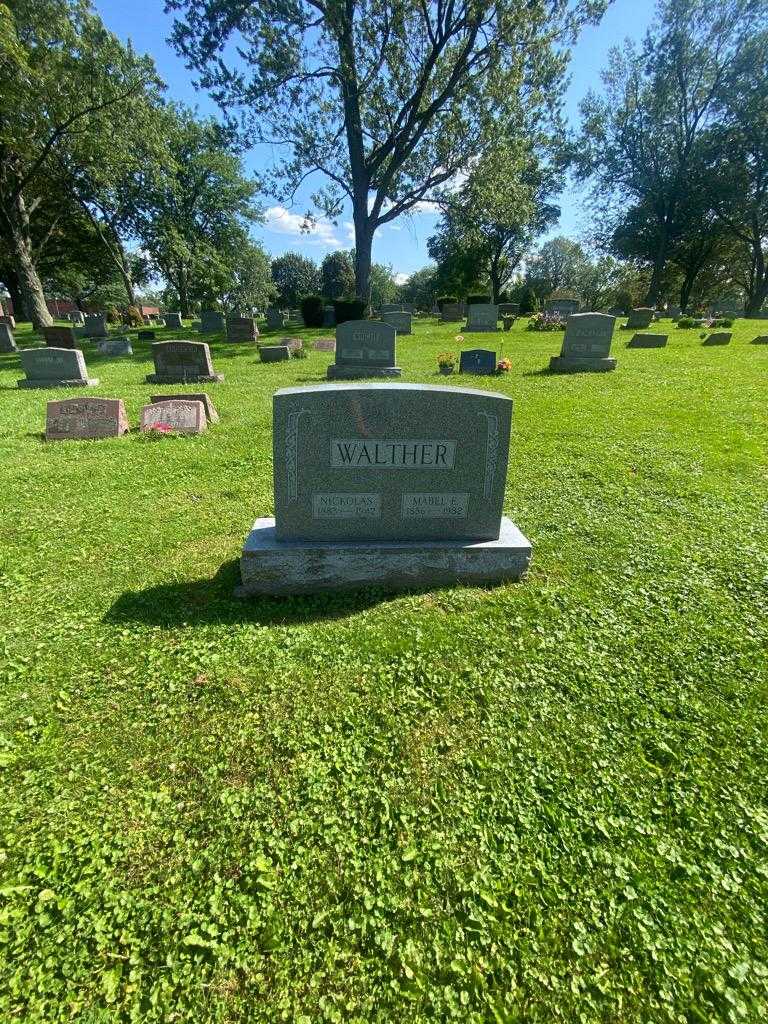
xmin=627 ymin=332 xmax=668 ymax=348
xmin=703 ymin=332 xmax=732 ymax=346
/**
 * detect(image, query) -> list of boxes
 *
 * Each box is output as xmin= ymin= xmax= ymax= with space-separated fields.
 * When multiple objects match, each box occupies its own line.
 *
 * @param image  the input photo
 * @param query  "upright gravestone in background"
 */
xmin=200 ymin=311 xmax=225 ymax=333
xmin=459 ymin=349 xmax=496 ymax=375
xmin=140 ymin=399 xmax=207 ymax=434
xmin=266 ymin=307 xmax=288 ymax=330
xmin=83 ymin=314 xmax=108 ymax=338
xmin=236 ymin=382 xmax=531 ymax=595
xmin=381 ymin=303 xmax=402 ymax=314
xmin=665 ymin=306 xmax=682 ymax=319
xmin=628 ymin=332 xmax=667 ymax=348
xmin=260 ymin=345 xmax=291 ymax=363
xmin=328 ymin=320 xmax=400 ymax=379
xmin=323 ymin=306 xmax=336 ymax=328
xmin=98 ymin=336 xmax=133 ymax=356
xmin=440 ymin=302 xmax=463 ymax=323
xmin=69 ymin=310 xmax=85 ymax=325
xmin=624 ymin=308 xmax=654 ymax=330
xmin=465 ymin=304 xmax=499 ymax=333
xmin=18 ymin=347 xmax=99 ymax=388
xmin=0 ymin=323 xmax=18 ymax=352
xmin=164 ymin=312 xmax=183 ymax=329
xmin=545 ymin=297 xmax=580 ymax=317
xmin=550 ymin=313 xmax=617 ymax=372
xmin=226 ymin=316 xmax=259 ymax=343
xmin=146 ymin=340 xmax=224 ymax=383
xmin=498 ymin=303 xmax=520 ymax=318
xmin=42 ymin=325 xmax=77 ymax=349
xmin=381 ymin=310 xmax=412 ymax=335
xmin=45 ymin=397 xmax=129 ymax=441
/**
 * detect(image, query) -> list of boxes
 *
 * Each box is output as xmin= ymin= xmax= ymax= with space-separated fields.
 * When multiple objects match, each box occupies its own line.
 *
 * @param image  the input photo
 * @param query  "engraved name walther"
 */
xmin=330 ymin=439 xmax=456 ymax=468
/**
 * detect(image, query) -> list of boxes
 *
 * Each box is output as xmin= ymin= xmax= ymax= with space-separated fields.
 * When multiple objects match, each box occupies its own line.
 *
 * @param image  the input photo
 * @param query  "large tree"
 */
xmin=167 ymin=0 xmax=607 ymax=303
xmin=576 ymin=0 xmax=766 ymax=306
xmin=271 ymin=251 xmax=320 ymax=307
xmin=0 ymin=0 xmax=158 ymax=325
xmin=137 ymin=106 xmax=262 ymax=316
xmin=321 ymin=251 xmax=355 ymax=300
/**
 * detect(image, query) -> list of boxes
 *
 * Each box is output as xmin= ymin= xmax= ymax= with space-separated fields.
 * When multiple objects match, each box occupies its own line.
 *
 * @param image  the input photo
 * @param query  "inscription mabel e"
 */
xmin=330 ymin=438 xmax=456 ymax=469
xmin=402 ymin=493 xmax=469 ymax=518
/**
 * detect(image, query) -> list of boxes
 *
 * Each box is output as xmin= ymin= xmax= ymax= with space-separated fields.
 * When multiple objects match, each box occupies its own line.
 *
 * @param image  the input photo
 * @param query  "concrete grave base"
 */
xmin=327 ymin=365 xmax=402 ymax=379
xmin=236 ymin=516 xmax=531 ymax=596
xmin=549 ymin=355 xmax=616 ymax=372
xmin=145 ymin=373 xmax=224 ymax=384
xmin=18 ymin=377 xmax=99 ymax=389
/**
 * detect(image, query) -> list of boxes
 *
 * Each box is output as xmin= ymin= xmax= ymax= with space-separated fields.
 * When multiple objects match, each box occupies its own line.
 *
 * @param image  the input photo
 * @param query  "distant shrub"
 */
xmin=124 ymin=306 xmax=143 ymax=327
xmin=677 ymin=317 xmax=696 ymax=329
xmin=518 ymin=285 xmax=539 ymax=315
xmin=467 ymin=294 xmax=491 ymax=305
xmin=333 ymin=299 xmax=367 ymax=324
xmin=300 ymin=294 xmax=324 ymax=327
xmin=106 ymin=306 xmax=121 ymax=324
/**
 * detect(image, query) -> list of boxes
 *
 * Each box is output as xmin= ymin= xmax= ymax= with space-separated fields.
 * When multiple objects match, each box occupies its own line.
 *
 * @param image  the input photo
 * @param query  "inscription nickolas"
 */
xmin=312 ymin=493 xmax=381 ymax=518
xmin=330 ymin=438 xmax=456 ymax=469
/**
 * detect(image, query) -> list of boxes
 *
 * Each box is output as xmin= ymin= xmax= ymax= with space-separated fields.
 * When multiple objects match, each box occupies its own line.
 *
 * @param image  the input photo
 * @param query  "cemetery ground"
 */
xmin=0 ymin=316 xmax=767 ymax=1023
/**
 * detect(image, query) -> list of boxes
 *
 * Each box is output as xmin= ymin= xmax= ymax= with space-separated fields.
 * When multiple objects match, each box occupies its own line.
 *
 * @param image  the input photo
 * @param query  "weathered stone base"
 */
xmin=18 ymin=377 xmax=99 ymax=388
xmin=145 ymin=373 xmax=224 ymax=384
xmin=549 ymin=356 xmax=616 ymax=372
xmin=327 ymin=365 xmax=402 ymax=379
xmin=236 ymin=516 xmax=532 ymax=596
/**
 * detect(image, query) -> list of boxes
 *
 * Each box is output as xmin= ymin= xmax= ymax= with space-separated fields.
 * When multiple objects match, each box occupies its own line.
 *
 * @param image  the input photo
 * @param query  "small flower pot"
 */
xmin=439 ymin=365 xmax=454 ymax=375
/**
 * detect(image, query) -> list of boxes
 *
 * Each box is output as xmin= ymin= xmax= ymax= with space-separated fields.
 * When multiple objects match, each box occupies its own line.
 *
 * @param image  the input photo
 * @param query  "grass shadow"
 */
xmin=105 ymin=559 xmax=409 ymax=626
xmin=522 ymin=367 xmax=557 ymax=377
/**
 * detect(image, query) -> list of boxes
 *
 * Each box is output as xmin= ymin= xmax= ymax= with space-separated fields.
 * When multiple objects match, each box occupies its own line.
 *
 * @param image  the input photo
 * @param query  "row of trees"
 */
xmin=271 ymin=251 xmax=399 ymax=309
xmin=0 ymin=0 xmax=271 ymax=326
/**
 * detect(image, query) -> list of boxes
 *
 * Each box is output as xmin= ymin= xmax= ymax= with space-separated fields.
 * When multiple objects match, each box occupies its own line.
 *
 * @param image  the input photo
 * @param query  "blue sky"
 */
xmin=95 ymin=0 xmax=654 ymax=282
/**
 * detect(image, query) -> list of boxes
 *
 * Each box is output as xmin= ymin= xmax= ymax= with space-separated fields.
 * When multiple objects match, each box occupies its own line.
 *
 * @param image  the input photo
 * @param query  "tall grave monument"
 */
xmin=237 ymin=383 xmax=531 ymax=595
xmin=550 ymin=313 xmax=617 ymax=372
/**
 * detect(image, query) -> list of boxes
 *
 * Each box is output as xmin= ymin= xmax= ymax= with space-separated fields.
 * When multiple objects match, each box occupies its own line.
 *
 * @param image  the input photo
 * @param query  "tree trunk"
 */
xmin=177 ymin=265 xmax=190 ymax=317
xmin=6 ymin=191 xmax=52 ymax=328
xmin=744 ymin=247 xmax=767 ymax=314
xmin=353 ymin=214 xmax=373 ymax=307
xmin=118 ymin=247 xmax=136 ymax=307
xmin=679 ymin=267 xmax=697 ymax=313
xmin=645 ymin=229 xmax=669 ymax=307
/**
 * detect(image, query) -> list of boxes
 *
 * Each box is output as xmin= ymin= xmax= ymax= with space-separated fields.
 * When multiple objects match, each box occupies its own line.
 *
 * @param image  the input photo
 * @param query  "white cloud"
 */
xmin=263 ymin=205 xmax=341 ymax=247
xmin=411 ymin=200 xmax=441 ymax=214
xmin=343 ymin=220 xmax=355 ymax=242
xmin=394 ymin=272 xmax=409 ymax=286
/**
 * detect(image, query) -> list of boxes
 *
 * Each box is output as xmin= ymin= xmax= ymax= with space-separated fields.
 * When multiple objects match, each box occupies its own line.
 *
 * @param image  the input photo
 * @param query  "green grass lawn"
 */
xmin=1 ymin=315 xmax=767 ymax=1022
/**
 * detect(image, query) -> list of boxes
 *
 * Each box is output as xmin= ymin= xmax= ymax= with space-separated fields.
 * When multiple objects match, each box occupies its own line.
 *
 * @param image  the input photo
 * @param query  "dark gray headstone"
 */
xmin=465 ymin=304 xmax=499 ymax=333
xmin=459 ymin=349 xmax=496 ymax=375
xmin=18 ymin=347 xmax=99 ymax=388
xmin=164 ymin=312 xmax=183 ymax=329
xmin=69 ymin=311 xmax=85 ymax=325
xmin=226 ymin=316 xmax=259 ymax=343
xmin=146 ymin=340 xmax=223 ymax=383
xmin=546 ymin=297 xmax=580 ymax=316
xmin=498 ymin=303 xmax=520 ymax=318
xmin=322 ymin=306 xmax=336 ymax=328
xmin=381 ymin=311 xmax=412 ymax=335
xmin=440 ymin=302 xmax=463 ymax=322
xmin=625 ymin=308 xmax=654 ymax=330
xmin=703 ymin=332 xmax=732 ymax=346
xmin=260 ymin=345 xmax=291 ymax=362
xmin=42 ymin=325 xmax=77 ymax=349
xmin=97 ymin=336 xmax=133 ymax=356
xmin=381 ymin=303 xmax=402 ymax=314
xmin=272 ymin=383 xmax=512 ymax=542
xmin=83 ymin=314 xmax=108 ymax=338
xmin=328 ymin=320 xmax=400 ymax=379
xmin=265 ymin=307 xmax=287 ymax=329
xmin=200 ymin=311 xmax=225 ymax=333
xmin=550 ymin=313 xmax=616 ymax=372
xmin=0 ymin=323 xmax=17 ymax=352
xmin=137 ymin=330 xmax=156 ymax=340
xmin=627 ymin=332 xmax=668 ymax=348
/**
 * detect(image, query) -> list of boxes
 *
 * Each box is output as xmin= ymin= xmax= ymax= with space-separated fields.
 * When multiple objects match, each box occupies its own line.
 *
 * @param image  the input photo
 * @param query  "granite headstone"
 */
xmin=226 ymin=316 xmax=259 ymax=343
xmin=18 ymin=347 xmax=98 ymax=388
xmin=550 ymin=313 xmax=616 ymax=372
xmin=150 ymin=392 xmax=219 ymax=423
xmin=703 ymin=332 xmax=732 ymax=346
xmin=164 ymin=312 xmax=183 ymax=329
xmin=200 ymin=310 xmax=225 ymax=333
xmin=381 ymin=310 xmax=412 ymax=335
xmin=627 ymin=332 xmax=668 ymax=348
xmin=260 ymin=345 xmax=291 ymax=362
xmin=42 ymin=325 xmax=77 ymax=349
xmin=465 ymin=304 xmax=499 ymax=333
xmin=624 ymin=308 xmax=654 ymax=330
xmin=45 ymin=397 xmax=129 ymax=440
xmin=146 ymin=340 xmax=223 ymax=383
xmin=83 ymin=314 xmax=108 ymax=338
xmin=314 ymin=338 xmax=336 ymax=352
xmin=459 ymin=349 xmax=496 ymax=375
xmin=140 ymin=399 xmax=207 ymax=434
xmin=440 ymin=302 xmax=463 ymax=323
xmin=0 ymin=323 xmax=17 ymax=352
xmin=328 ymin=320 xmax=400 ymax=379
xmin=97 ymin=336 xmax=133 ymax=356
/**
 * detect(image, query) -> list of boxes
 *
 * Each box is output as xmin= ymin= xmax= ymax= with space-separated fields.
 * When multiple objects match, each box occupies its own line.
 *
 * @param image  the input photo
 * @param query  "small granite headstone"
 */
xmin=200 ymin=310 xmax=225 ymax=333
xmin=260 ymin=345 xmax=291 ymax=362
xmin=83 ymin=314 xmax=108 ymax=338
xmin=69 ymin=311 xmax=85 ymax=325
xmin=266 ymin=307 xmax=287 ymax=330
xmin=0 ymin=323 xmax=17 ymax=352
xmin=42 ymin=325 xmax=77 ymax=349
xmin=146 ymin=340 xmax=223 ymax=383
xmin=314 ymin=338 xmax=336 ymax=352
xmin=381 ymin=311 xmax=412 ymax=335
xmin=627 ymin=332 xmax=668 ymax=348
xmin=236 ymin=382 xmax=531 ymax=594
xmin=440 ymin=302 xmax=463 ymax=323
xmin=137 ymin=330 xmax=156 ymax=340
xmin=18 ymin=347 xmax=98 ymax=388
xmin=546 ymin=298 xmax=580 ymax=317
xmin=550 ymin=313 xmax=616 ymax=372
xmin=322 ymin=306 xmax=336 ymax=328
xmin=140 ymin=399 xmax=207 ymax=434
xmin=703 ymin=332 xmax=732 ymax=346
xmin=97 ymin=336 xmax=133 ymax=356
xmin=226 ymin=316 xmax=259 ymax=343
xmin=150 ymin=392 xmax=219 ymax=423
xmin=328 ymin=320 xmax=400 ymax=379
xmin=624 ymin=308 xmax=654 ymax=330
xmin=465 ymin=304 xmax=499 ymax=333
xmin=459 ymin=349 xmax=496 ymax=375
xmin=164 ymin=312 xmax=183 ymax=329
xmin=46 ymin=397 xmax=129 ymax=441
xmin=666 ymin=306 xmax=681 ymax=319
xmin=498 ymin=303 xmax=520 ymax=318
xmin=381 ymin=303 xmax=402 ymax=314
xmin=751 ymin=335 xmax=768 ymax=344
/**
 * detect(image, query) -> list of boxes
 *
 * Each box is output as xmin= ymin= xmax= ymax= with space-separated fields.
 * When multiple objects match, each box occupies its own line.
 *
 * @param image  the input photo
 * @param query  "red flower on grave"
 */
xmin=151 ymin=422 xmax=174 ymax=433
